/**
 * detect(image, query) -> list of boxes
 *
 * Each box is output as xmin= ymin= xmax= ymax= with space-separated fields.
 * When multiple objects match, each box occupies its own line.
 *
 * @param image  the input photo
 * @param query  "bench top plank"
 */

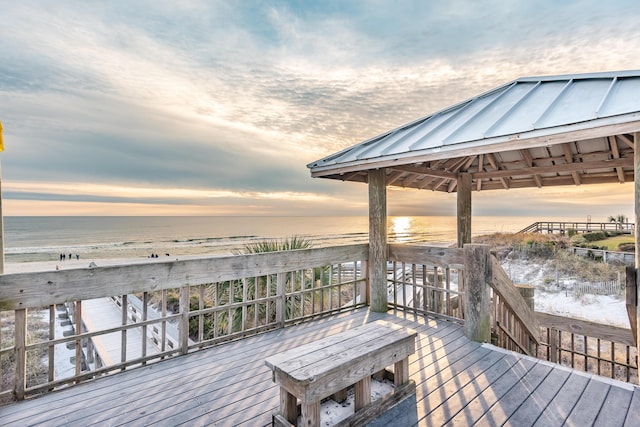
xmin=265 ymin=320 xmax=415 ymax=373
xmin=265 ymin=320 xmax=417 ymax=403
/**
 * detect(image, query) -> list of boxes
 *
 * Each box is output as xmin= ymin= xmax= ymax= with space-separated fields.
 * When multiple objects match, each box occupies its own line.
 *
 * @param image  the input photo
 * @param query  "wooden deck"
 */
xmin=1 ymin=308 xmax=639 ymax=426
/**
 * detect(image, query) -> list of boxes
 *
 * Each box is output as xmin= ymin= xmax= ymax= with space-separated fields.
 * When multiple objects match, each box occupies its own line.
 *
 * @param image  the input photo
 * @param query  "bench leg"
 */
xmin=332 ymin=388 xmax=348 ymax=403
xmin=394 ymin=357 xmax=409 ymax=387
xmin=280 ymin=387 xmax=298 ymax=424
xmin=354 ymin=375 xmax=371 ymax=411
xmin=301 ymin=401 xmax=320 ymax=427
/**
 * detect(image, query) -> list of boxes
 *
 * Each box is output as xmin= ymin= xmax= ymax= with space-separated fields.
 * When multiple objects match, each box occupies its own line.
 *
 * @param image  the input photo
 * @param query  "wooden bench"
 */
xmin=265 ymin=320 xmax=417 ymax=426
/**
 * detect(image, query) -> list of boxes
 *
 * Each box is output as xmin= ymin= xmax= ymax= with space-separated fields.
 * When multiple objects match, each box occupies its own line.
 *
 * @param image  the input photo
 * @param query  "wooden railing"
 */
xmin=386 ymin=244 xmax=540 ymax=356
xmin=0 ymin=244 xmax=368 ymax=403
xmin=386 ymin=244 xmax=465 ymax=321
xmin=518 ymin=221 xmax=634 ymax=234
xmin=490 ymin=256 xmax=540 ymax=356
xmin=2 ymin=242 xmax=636 ymax=404
xmin=537 ymin=312 xmax=638 ymax=383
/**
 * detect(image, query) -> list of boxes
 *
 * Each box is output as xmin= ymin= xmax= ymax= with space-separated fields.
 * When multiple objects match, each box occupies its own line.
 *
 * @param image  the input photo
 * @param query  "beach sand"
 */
xmin=3 ymin=255 xmax=198 ymax=274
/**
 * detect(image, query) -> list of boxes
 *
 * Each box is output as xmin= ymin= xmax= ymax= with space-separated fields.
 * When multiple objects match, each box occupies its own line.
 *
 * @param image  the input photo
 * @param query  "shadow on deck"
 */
xmin=1 ymin=309 xmax=639 ymax=426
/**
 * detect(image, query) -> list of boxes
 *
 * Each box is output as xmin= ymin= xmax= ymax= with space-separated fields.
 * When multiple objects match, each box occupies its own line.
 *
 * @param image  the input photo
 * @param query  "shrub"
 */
xmin=618 ymin=242 xmax=635 ymax=252
xmin=583 ymin=232 xmax=607 ymax=242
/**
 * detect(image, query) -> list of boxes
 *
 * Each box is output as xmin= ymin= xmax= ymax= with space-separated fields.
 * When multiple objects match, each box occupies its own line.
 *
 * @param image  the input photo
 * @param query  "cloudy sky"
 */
xmin=1 ymin=0 xmax=639 ymax=219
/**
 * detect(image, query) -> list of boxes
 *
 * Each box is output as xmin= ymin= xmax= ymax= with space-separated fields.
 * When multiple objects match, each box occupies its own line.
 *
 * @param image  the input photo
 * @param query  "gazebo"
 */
xmin=308 ymin=69 xmax=640 ymax=344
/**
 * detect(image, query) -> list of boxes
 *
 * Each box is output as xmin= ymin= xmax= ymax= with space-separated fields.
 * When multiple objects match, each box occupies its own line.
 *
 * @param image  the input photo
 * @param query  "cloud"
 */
xmin=1 ymin=1 xmax=640 ymax=216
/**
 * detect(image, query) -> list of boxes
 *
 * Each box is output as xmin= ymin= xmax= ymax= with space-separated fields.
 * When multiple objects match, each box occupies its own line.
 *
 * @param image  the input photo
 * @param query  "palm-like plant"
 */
xmin=212 ymin=236 xmax=316 ymax=336
xmin=608 ymin=214 xmax=628 ymax=230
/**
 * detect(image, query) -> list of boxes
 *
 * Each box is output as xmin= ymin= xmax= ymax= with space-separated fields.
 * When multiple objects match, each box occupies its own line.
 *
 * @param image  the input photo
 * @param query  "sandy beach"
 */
xmin=3 ymin=255 xmax=200 ymax=274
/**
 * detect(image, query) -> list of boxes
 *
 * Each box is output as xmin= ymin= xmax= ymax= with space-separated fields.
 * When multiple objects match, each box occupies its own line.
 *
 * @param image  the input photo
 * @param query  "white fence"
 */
xmin=573 ymin=280 xmax=622 ymax=297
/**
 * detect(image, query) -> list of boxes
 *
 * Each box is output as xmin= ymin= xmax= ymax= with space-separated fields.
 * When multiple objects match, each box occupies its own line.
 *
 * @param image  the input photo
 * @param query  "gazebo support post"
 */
xmin=463 ymin=244 xmax=492 ymax=342
xmin=635 ymin=132 xmax=640 ymax=351
xmin=368 ymin=168 xmax=388 ymax=312
xmin=457 ymin=173 xmax=472 ymax=248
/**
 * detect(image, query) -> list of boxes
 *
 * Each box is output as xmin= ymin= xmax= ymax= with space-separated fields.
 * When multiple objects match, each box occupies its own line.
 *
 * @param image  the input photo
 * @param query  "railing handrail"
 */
xmin=536 ymin=311 xmax=635 ymax=346
xmin=0 ymin=244 xmax=369 ymax=311
xmin=490 ymin=255 xmax=540 ymax=344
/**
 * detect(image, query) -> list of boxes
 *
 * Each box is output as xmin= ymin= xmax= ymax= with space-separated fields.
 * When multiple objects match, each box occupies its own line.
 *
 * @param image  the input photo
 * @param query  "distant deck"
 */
xmin=2 ymin=309 xmax=639 ymax=426
xmin=518 ymin=221 xmax=634 ymax=235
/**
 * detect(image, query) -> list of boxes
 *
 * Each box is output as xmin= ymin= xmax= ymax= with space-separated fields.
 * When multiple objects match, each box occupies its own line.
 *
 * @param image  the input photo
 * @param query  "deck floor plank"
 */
xmin=421 ymin=351 xmax=515 ymax=425
xmin=532 ymin=372 xmax=592 ymax=427
xmin=0 ymin=308 xmax=637 ymax=427
xmin=563 ymin=378 xmax=611 ymax=426
xmin=593 ymin=383 xmax=635 ymax=426
xmin=473 ymin=361 xmax=554 ymax=425
xmin=445 ymin=356 xmax=539 ymax=425
xmin=623 ymin=387 xmax=640 ymax=426
xmin=502 ymin=362 xmax=572 ymax=426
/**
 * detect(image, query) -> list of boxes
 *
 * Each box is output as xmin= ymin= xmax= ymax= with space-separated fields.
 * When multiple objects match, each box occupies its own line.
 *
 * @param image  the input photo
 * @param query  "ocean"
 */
xmin=2 ymin=216 xmax=539 ymax=264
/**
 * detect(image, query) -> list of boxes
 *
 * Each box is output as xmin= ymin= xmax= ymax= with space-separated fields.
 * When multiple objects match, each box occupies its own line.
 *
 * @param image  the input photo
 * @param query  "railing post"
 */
xmin=549 ymin=328 xmax=558 ymax=363
xmin=14 ymin=308 xmax=27 ymax=400
xmin=625 ymin=266 xmax=638 ymax=346
xmin=179 ymin=285 xmax=190 ymax=355
xmin=463 ymin=244 xmax=492 ymax=343
xmin=276 ymin=272 xmax=286 ymax=328
xmin=75 ymin=301 xmax=83 ymax=381
xmin=121 ymin=294 xmax=128 ymax=370
xmin=516 ymin=284 xmax=536 ymax=355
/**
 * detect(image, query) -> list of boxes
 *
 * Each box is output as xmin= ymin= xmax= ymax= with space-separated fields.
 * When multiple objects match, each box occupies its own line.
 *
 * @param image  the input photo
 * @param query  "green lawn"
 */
xmin=588 ymin=235 xmax=635 ymax=251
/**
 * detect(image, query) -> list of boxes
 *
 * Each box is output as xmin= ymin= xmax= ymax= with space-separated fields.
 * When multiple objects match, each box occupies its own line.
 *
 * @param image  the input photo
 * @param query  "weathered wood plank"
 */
xmin=419 ymin=346 xmax=506 ymax=421
xmin=593 ymin=383 xmax=635 ymax=426
xmin=624 ymin=387 xmax=640 ymax=426
xmin=446 ymin=356 xmax=539 ymax=425
xmin=503 ymin=362 xmax=572 ymax=425
xmin=491 ymin=256 xmax=540 ymax=343
xmin=532 ymin=371 xmax=591 ymax=427
xmin=563 ymin=378 xmax=611 ymax=426
xmin=424 ymin=352 xmax=518 ymax=425
xmin=388 ymin=244 xmax=464 ymax=268
xmin=536 ymin=311 xmax=635 ymax=346
xmin=0 ymin=244 xmax=369 ymax=310
xmin=472 ymin=360 xmax=553 ymax=425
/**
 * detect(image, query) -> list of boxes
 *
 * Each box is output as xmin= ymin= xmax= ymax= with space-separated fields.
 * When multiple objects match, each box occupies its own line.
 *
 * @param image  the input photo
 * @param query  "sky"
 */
xmin=1 ymin=0 xmax=639 ymax=219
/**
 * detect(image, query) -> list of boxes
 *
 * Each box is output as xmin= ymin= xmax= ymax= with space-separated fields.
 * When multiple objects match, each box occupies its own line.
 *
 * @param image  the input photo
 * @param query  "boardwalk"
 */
xmin=2 ymin=309 xmax=639 ymax=426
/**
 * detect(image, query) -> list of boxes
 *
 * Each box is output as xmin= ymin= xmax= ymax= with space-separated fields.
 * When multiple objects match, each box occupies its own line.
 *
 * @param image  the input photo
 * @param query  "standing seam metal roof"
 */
xmin=308 ymin=70 xmax=640 ymax=192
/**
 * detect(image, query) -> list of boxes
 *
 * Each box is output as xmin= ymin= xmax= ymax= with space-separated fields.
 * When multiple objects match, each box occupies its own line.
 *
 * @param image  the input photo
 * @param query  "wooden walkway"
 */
xmin=1 ymin=309 xmax=639 ymax=426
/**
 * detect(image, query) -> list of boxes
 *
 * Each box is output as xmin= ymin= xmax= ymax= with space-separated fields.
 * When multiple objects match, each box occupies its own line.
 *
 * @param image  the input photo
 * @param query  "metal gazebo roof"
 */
xmin=308 ymin=70 xmax=640 ymax=192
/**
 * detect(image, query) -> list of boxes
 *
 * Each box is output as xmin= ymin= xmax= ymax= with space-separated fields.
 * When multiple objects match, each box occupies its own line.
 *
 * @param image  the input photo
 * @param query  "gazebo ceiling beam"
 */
xmin=484 ymin=153 xmax=509 ymax=189
xmin=474 ymin=157 xmax=633 ymax=180
xmin=386 ymin=170 xmax=405 ymax=186
xmin=609 ymin=135 xmax=626 ymax=183
xmin=519 ymin=149 xmax=543 ymax=188
xmin=390 ymin=165 xmax=457 ymax=180
xmin=619 ymin=133 xmax=635 ymax=149
xmin=562 ymin=142 xmax=582 ymax=185
xmin=477 ymin=154 xmax=484 ymax=191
